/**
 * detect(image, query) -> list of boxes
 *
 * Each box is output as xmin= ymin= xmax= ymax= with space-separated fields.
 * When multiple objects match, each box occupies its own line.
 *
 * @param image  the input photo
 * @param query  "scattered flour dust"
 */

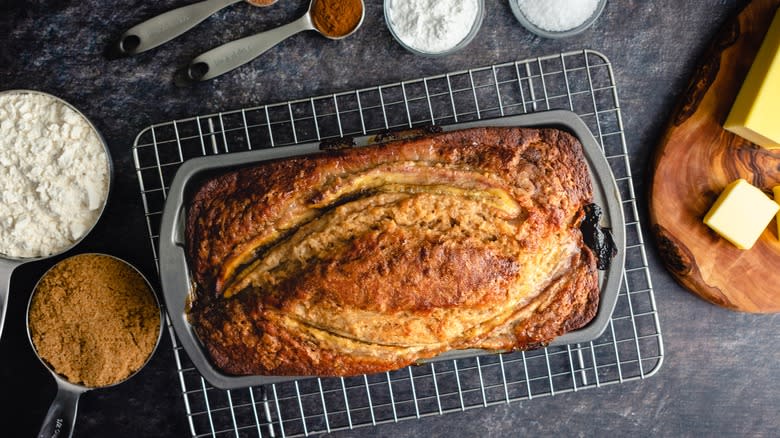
xmin=0 ymin=91 xmax=109 ymax=258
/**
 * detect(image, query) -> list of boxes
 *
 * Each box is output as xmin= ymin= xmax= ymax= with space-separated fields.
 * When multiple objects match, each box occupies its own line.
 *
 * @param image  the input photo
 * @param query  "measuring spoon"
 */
xmin=114 ymin=0 xmax=279 ymax=56
xmin=27 ymin=254 xmax=163 ymax=438
xmin=183 ymin=0 xmax=365 ymax=81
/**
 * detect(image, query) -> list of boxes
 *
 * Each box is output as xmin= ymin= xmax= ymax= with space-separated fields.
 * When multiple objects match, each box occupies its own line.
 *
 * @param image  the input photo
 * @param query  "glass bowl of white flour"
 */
xmin=0 ymin=90 xmax=112 ymax=337
xmin=384 ymin=0 xmax=485 ymax=56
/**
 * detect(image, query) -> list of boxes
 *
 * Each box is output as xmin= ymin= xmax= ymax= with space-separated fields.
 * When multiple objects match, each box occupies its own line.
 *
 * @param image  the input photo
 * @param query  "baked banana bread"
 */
xmin=186 ymin=127 xmax=599 ymax=376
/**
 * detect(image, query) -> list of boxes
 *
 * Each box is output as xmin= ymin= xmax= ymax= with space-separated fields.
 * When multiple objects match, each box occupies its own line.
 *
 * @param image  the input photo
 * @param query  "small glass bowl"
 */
xmin=510 ymin=0 xmax=607 ymax=39
xmin=384 ymin=0 xmax=485 ymax=56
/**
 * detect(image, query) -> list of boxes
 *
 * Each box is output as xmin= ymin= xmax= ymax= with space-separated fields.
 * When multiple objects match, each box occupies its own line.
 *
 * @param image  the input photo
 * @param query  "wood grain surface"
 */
xmin=650 ymin=0 xmax=780 ymax=312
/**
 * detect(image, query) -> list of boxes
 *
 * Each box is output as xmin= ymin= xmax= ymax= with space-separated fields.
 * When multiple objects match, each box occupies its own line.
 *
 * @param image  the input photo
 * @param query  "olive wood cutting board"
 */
xmin=650 ymin=0 xmax=780 ymax=312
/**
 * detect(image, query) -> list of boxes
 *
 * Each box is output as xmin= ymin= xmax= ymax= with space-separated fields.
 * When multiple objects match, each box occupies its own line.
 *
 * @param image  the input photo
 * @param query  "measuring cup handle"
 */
xmin=185 ymin=14 xmax=314 ymax=81
xmin=0 ymin=259 xmax=19 ymax=340
xmin=38 ymin=382 xmax=83 ymax=438
xmin=115 ymin=0 xmax=242 ymax=56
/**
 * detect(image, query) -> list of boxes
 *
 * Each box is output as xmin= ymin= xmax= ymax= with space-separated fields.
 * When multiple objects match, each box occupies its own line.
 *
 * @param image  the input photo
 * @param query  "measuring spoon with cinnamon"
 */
xmin=114 ymin=0 xmax=279 ymax=57
xmin=182 ymin=0 xmax=365 ymax=81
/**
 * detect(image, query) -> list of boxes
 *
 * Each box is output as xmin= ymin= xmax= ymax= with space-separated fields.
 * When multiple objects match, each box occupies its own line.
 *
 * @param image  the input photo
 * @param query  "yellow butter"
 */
xmin=724 ymin=10 xmax=780 ymax=149
xmin=703 ymin=179 xmax=779 ymax=249
xmin=774 ymin=186 xmax=780 ymax=239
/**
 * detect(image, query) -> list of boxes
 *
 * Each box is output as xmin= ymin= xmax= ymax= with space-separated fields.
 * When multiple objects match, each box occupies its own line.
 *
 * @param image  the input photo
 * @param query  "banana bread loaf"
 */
xmin=186 ymin=126 xmax=599 ymax=376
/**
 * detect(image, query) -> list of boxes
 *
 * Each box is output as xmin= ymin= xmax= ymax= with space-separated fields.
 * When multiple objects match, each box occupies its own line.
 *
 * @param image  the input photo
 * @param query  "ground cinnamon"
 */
xmin=311 ymin=0 xmax=363 ymax=37
xmin=29 ymin=254 xmax=160 ymax=388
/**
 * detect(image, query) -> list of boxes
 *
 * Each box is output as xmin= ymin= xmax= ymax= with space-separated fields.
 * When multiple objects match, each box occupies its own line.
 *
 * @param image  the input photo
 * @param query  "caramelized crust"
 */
xmin=186 ymin=127 xmax=598 ymax=376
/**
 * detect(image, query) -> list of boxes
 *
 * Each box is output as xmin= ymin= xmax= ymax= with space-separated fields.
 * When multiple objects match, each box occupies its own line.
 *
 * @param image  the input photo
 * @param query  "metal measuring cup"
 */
xmin=0 ymin=89 xmax=113 ymax=341
xmin=183 ymin=0 xmax=365 ymax=81
xmin=26 ymin=253 xmax=164 ymax=438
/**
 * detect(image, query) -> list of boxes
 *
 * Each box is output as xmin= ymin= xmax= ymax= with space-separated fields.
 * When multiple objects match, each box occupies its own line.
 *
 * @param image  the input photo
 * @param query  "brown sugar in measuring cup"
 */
xmin=27 ymin=253 xmax=162 ymax=438
xmin=311 ymin=0 xmax=364 ymax=38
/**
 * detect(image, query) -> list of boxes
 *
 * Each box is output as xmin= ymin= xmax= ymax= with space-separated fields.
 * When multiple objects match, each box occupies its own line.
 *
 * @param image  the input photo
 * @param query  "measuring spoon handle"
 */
xmin=116 ymin=0 xmax=243 ymax=56
xmin=185 ymin=13 xmax=314 ymax=81
xmin=38 ymin=381 xmax=84 ymax=438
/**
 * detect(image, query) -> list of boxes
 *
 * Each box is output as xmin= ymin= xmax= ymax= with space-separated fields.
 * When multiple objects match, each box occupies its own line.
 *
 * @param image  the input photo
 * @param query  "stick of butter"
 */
xmin=703 ymin=179 xmax=779 ymax=249
xmin=724 ymin=10 xmax=780 ymax=149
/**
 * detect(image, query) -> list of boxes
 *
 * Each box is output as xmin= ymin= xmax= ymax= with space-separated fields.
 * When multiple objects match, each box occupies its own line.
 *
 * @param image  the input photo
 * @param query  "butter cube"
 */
xmin=724 ymin=10 xmax=780 ymax=149
xmin=703 ymin=179 xmax=779 ymax=249
xmin=774 ymin=186 xmax=780 ymax=238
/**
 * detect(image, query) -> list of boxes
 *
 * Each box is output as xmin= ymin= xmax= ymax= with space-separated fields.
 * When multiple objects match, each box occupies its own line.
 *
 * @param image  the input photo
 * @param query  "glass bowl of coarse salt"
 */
xmin=384 ymin=0 xmax=485 ymax=56
xmin=510 ymin=0 xmax=607 ymax=39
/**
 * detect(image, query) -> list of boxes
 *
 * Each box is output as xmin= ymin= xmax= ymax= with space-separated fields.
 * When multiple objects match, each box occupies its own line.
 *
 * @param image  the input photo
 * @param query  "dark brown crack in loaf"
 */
xmin=186 ymin=127 xmax=598 ymax=376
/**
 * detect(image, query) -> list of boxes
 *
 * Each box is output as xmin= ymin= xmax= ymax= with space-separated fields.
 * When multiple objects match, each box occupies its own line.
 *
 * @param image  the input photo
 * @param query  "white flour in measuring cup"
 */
xmin=0 ymin=92 xmax=109 ymax=258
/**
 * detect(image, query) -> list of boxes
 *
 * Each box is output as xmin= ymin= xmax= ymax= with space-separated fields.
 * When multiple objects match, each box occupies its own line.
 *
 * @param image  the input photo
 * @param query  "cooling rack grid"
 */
xmin=133 ymin=49 xmax=663 ymax=437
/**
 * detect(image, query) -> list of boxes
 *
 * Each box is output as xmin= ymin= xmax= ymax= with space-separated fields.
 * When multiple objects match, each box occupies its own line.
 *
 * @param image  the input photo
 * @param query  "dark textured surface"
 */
xmin=0 ymin=0 xmax=778 ymax=437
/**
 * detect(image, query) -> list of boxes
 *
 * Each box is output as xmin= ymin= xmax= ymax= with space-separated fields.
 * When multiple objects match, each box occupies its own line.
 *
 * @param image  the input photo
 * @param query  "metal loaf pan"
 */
xmin=159 ymin=110 xmax=626 ymax=390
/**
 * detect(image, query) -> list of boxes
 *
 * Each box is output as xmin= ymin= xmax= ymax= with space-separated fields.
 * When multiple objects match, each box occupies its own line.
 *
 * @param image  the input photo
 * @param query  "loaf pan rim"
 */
xmin=158 ymin=109 xmax=626 ymax=389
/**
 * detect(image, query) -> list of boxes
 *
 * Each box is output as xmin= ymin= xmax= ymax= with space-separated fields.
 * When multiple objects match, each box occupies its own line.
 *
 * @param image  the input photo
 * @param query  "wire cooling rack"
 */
xmin=133 ymin=49 xmax=663 ymax=437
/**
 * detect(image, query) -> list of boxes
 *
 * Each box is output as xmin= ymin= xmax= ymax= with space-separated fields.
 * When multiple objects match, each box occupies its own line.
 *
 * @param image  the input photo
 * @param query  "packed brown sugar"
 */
xmin=29 ymin=254 xmax=160 ymax=388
